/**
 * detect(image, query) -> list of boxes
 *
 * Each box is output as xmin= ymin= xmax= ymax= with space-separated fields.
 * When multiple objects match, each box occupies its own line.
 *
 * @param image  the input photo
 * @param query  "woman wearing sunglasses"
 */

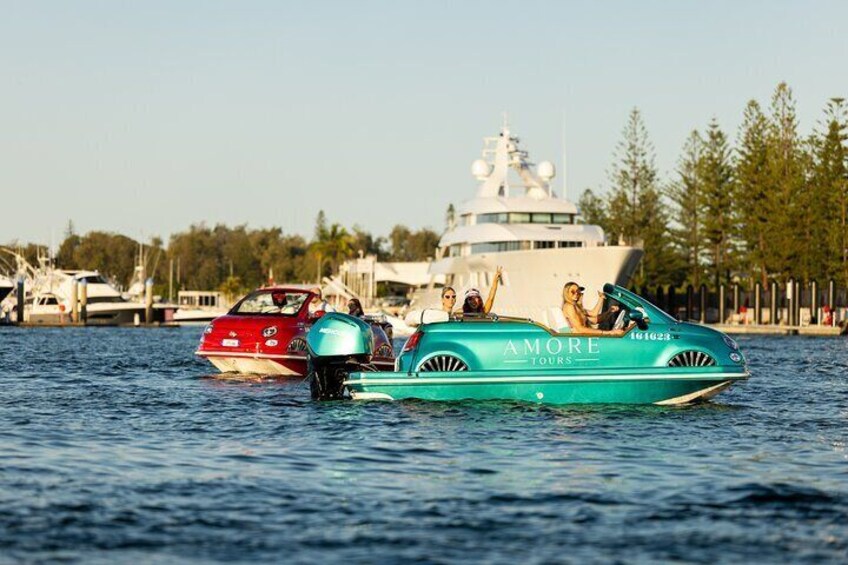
xmin=561 ymin=281 xmax=626 ymax=336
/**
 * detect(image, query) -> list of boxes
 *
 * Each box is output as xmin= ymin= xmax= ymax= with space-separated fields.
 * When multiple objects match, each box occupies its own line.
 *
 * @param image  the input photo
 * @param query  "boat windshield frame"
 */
xmin=228 ymin=289 xmax=313 ymax=317
xmin=603 ymin=284 xmax=677 ymax=324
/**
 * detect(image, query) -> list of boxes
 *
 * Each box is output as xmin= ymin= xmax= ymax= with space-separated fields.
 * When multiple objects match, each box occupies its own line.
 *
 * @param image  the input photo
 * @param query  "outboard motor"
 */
xmin=306 ymin=313 xmax=376 ymax=400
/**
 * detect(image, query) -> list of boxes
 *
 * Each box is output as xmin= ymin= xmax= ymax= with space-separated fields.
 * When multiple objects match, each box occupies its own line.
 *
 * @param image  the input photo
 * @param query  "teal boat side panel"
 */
xmin=401 ymin=321 xmax=743 ymax=374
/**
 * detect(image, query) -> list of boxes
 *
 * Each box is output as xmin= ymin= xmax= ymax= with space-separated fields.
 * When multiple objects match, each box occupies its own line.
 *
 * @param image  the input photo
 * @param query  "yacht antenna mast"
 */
xmin=561 ymin=111 xmax=568 ymax=201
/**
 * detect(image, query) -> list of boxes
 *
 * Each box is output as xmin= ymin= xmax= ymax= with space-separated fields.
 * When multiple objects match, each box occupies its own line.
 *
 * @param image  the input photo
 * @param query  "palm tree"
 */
xmin=312 ymin=223 xmax=355 ymax=279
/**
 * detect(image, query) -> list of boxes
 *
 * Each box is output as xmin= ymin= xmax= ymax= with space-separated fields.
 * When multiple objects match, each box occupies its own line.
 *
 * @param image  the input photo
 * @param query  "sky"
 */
xmin=2 ymin=1 xmax=847 ymax=248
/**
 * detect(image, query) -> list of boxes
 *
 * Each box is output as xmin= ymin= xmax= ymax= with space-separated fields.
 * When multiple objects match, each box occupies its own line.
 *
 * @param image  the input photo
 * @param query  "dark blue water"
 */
xmin=1 ymin=327 xmax=846 ymax=563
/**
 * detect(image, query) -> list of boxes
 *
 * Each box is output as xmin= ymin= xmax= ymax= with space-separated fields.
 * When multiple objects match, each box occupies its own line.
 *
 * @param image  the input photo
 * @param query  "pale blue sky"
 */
xmin=2 ymin=1 xmax=846 ymax=247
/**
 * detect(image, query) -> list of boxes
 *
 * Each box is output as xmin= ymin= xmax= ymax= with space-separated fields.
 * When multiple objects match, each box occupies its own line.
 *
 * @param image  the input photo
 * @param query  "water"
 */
xmin=1 ymin=327 xmax=846 ymax=563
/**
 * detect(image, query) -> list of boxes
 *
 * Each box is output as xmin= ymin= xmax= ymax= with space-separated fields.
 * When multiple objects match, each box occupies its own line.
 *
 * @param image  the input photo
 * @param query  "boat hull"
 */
xmin=345 ymin=369 xmax=748 ymax=405
xmin=198 ymin=351 xmax=395 ymax=376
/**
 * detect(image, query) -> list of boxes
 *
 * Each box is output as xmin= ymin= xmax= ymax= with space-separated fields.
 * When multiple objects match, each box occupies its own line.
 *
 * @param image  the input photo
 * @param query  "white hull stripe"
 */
xmin=197 ymin=350 xmax=394 ymax=365
xmin=653 ymin=381 xmax=732 ymax=405
xmin=196 ymin=351 xmax=305 ymax=361
xmin=345 ymin=371 xmax=749 ymax=386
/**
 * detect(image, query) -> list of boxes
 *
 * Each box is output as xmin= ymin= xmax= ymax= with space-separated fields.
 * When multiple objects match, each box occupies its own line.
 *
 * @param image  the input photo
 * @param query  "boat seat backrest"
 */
xmin=543 ymin=307 xmax=571 ymax=333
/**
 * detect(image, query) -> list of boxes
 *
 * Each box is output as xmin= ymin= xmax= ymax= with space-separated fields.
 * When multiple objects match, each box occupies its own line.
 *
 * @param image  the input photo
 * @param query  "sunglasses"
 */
xmin=443 ymin=294 xmax=456 ymax=299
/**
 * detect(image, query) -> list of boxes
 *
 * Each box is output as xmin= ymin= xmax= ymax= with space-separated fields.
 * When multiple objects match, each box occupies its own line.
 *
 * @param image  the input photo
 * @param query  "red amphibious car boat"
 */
xmin=196 ymin=286 xmax=395 ymax=376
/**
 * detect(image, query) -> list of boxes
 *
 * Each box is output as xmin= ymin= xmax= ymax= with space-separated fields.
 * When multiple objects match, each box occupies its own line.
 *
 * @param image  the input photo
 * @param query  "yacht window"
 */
xmin=461 ymin=214 xmax=473 ymax=226
xmin=531 ymin=213 xmax=552 ymax=224
xmin=535 ymin=241 xmax=556 ymax=249
xmin=508 ymin=213 xmax=531 ymax=223
xmin=87 ymin=296 xmax=126 ymax=304
xmin=449 ymin=244 xmax=463 ymax=257
xmin=552 ymin=213 xmax=573 ymax=224
xmin=78 ymin=275 xmax=108 ymax=284
xmin=477 ymin=213 xmax=508 ymax=224
xmin=470 ymin=241 xmax=526 ymax=254
xmin=557 ymin=241 xmax=584 ymax=248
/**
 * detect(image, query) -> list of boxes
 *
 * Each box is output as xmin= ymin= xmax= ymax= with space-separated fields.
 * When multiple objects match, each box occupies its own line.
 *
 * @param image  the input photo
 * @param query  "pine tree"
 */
xmin=699 ymin=119 xmax=736 ymax=286
xmin=810 ymin=98 xmax=848 ymax=285
xmin=577 ymin=189 xmax=609 ymax=234
xmin=313 ymin=210 xmax=328 ymax=243
xmin=606 ymin=108 xmax=678 ymax=284
xmin=764 ymin=82 xmax=807 ymax=281
xmin=736 ymin=100 xmax=771 ymax=285
xmin=667 ymin=130 xmax=705 ymax=286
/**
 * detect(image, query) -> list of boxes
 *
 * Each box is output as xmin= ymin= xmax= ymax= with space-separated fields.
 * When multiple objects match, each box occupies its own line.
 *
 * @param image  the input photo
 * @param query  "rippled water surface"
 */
xmin=1 ymin=327 xmax=846 ymax=563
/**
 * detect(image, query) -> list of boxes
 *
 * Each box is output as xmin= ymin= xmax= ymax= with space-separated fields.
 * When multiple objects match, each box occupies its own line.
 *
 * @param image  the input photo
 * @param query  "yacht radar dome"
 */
xmin=471 ymin=159 xmax=491 ymax=180
xmin=537 ymin=160 xmax=556 ymax=180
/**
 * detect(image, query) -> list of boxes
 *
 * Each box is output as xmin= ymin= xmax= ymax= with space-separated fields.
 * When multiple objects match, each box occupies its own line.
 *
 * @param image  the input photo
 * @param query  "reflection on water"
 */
xmin=0 ymin=327 xmax=846 ymax=562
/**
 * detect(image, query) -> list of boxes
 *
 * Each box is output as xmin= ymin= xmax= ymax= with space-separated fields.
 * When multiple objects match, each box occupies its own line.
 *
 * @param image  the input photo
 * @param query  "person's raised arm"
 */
xmin=587 ymin=291 xmax=605 ymax=321
xmin=483 ymin=266 xmax=503 ymax=314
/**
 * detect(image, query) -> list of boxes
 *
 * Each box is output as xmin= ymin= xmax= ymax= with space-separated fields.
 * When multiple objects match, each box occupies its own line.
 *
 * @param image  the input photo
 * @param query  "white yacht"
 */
xmin=27 ymin=269 xmax=148 ymax=325
xmin=172 ymin=290 xmax=230 ymax=324
xmin=421 ymin=124 xmax=643 ymax=323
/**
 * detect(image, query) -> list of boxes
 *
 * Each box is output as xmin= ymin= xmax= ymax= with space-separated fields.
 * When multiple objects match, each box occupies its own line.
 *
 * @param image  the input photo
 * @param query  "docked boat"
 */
xmin=173 ymin=290 xmax=230 ymax=324
xmin=28 ymin=270 xmax=149 ymax=325
xmin=306 ymin=284 xmax=749 ymax=405
xmin=196 ymin=286 xmax=394 ymax=376
xmin=416 ymin=123 xmax=643 ymax=319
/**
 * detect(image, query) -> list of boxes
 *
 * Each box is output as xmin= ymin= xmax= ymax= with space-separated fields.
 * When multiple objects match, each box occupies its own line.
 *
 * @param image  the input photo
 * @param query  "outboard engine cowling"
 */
xmin=306 ymin=313 xmax=375 ymax=400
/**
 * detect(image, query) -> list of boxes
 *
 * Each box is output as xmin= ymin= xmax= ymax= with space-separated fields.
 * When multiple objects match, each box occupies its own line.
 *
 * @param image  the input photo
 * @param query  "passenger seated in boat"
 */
xmin=440 ymin=286 xmax=457 ymax=313
xmin=308 ymin=287 xmax=336 ymax=315
xmin=562 ymin=282 xmax=626 ymax=336
xmin=271 ymin=290 xmax=288 ymax=311
xmin=460 ymin=266 xmax=503 ymax=316
xmin=597 ymin=300 xmax=622 ymax=331
xmin=347 ymin=298 xmax=365 ymax=318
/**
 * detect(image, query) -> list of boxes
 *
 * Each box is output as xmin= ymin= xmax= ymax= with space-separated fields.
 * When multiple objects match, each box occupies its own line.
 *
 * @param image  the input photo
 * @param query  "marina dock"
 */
xmin=709 ymin=323 xmax=844 ymax=337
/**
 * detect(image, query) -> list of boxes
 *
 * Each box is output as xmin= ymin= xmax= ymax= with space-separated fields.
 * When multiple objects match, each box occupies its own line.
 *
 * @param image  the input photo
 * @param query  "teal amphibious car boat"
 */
xmin=306 ymin=284 xmax=749 ymax=405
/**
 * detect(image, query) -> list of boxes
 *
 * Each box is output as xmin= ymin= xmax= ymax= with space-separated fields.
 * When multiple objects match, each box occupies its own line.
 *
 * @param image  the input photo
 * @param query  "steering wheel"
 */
xmin=612 ymin=309 xmax=627 ymax=330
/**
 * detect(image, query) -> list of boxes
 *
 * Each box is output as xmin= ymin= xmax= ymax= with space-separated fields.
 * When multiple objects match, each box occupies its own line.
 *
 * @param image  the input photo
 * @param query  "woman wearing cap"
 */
xmin=562 ymin=281 xmax=626 ymax=336
xmin=461 ymin=266 xmax=503 ymax=315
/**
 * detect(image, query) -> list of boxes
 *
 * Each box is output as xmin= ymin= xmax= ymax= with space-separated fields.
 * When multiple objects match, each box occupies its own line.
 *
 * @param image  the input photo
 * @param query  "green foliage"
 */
xmin=387 ymin=225 xmax=439 ymax=262
xmin=667 ymin=130 xmax=706 ymax=286
xmin=698 ymin=119 xmax=736 ymax=285
xmin=605 ymin=108 xmax=682 ymax=285
xmin=735 ymin=100 xmax=771 ymax=284
xmin=56 ymin=231 xmax=140 ymax=288
xmin=810 ymin=98 xmax=848 ymax=285
xmin=577 ymin=189 xmax=609 ymax=233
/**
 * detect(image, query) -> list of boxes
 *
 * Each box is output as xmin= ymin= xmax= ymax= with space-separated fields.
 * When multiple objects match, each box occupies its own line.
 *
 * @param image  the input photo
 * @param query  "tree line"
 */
xmin=580 ymin=82 xmax=848 ymax=289
xmin=4 ymin=214 xmax=439 ymax=299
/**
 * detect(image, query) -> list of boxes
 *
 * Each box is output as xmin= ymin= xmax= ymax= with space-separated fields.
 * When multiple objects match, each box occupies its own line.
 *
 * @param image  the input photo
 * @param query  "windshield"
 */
xmin=231 ymin=290 xmax=309 ymax=316
xmin=603 ymin=284 xmax=677 ymax=324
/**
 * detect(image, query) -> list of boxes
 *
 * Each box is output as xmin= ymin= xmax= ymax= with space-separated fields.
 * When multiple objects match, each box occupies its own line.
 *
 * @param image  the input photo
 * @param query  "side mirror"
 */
xmin=310 ymin=310 xmax=326 ymax=321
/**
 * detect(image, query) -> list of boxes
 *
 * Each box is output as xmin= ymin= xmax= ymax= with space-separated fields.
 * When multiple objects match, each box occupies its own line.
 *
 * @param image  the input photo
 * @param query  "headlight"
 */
xmin=729 ymin=352 xmax=743 ymax=363
xmin=262 ymin=326 xmax=278 ymax=338
xmin=204 ymin=324 xmax=214 ymax=335
xmin=722 ymin=335 xmax=738 ymax=350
